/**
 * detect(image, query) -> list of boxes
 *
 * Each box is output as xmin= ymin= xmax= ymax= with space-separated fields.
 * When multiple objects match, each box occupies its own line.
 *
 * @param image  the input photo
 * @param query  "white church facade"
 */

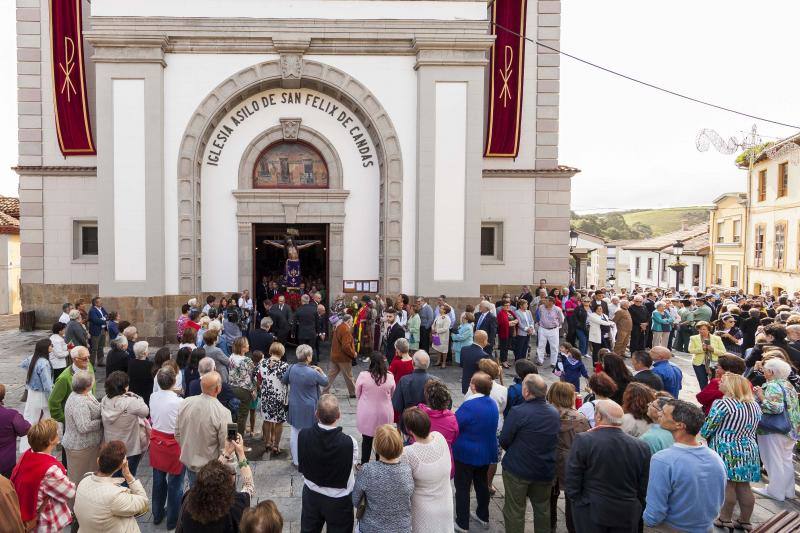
xmin=15 ymin=0 xmax=576 ymax=340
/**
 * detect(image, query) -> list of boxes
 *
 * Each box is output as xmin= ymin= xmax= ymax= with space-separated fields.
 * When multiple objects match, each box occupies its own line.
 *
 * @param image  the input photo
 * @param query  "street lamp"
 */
xmin=668 ymin=240 xmax=686 ymax=293
xmin=569 ymin=230 xmax=578 ymax=252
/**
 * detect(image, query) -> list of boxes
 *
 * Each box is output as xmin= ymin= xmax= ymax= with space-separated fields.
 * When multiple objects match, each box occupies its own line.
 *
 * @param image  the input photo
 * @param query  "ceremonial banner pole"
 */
xmin=484 ymin=0 xmax=528 ymax=158
xmin=50 ymin=0 xmax=96 ymax=155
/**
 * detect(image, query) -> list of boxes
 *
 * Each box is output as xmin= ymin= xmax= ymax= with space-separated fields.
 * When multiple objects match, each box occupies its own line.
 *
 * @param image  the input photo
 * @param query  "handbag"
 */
xmin=758 ymin=385 xmax=793 ymax=434
xmin=138 ymin=417 xmax=152 ymax=452
xmin=355 ymin=493 xmax=367 ymax=520
xmin=432 ymin=333 xmax=441 ymax=347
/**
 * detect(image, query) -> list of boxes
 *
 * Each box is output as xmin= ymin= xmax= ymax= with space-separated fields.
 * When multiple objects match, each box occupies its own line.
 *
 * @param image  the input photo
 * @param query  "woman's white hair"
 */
xmin=764 ymin=358 xmax=792 ymax=380
xmin=208 ymin=319 xmax=222 ymax=331
xmin=296 ymin=344 xmax=313 ymax=362
xmin=133 ymin=340 xmax=149 ymax=360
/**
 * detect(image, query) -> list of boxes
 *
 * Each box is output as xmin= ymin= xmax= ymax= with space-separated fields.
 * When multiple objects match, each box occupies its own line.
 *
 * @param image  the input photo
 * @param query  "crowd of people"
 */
xmin=0 ymin=282 xmax=799 ymax=532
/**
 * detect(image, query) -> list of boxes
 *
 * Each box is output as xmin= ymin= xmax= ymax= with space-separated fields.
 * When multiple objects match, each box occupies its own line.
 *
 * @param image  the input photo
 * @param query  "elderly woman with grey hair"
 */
xmin=65 ymin=308 xmax=89 ymax=348
xmin=281 ymin=344 xmax=329 ymax=466
xmin=105 ymin=335 xmax=130 ymax=376
xmin=128 ymin=340 xmax=154 ymax=405
xmin=62 ymin=369 xmax=103 ymax=483
xmin=754 ymin=358 xmax=800 ymax=501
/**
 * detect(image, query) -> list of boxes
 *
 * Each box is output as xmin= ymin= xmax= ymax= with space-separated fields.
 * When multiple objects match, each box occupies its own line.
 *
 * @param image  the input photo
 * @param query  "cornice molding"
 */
xmin=13 ymin=166 xmax=97 ymax=177
xmin=85 ymin=35 xmax=169 ymax=66
xmin=482 ymin=166 xmax=581 ymax=179
xmin=85 ymin=17 xmax=491 ymax=56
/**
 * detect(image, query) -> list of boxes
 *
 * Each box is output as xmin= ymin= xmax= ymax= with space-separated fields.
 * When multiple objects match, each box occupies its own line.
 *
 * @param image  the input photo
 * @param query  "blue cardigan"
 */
xmin=650 ymin=310 xmax=673 ymax=332
xmin=453 ymin=395 xmax=499 ymax=467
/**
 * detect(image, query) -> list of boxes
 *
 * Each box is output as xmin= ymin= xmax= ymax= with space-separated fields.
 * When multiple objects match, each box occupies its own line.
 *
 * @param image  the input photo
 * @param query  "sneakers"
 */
xmin=454 ymin=525 xmax=469 ymax=533
xmin=470 ymin=511 xmax=489 ymax=529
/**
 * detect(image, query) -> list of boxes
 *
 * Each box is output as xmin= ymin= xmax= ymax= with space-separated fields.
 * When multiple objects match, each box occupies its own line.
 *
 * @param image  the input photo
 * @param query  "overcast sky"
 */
xmin=1 ymin=1 xmax=798 ymax=209
xmin=561 ymin=0 xmax=799 ymax=212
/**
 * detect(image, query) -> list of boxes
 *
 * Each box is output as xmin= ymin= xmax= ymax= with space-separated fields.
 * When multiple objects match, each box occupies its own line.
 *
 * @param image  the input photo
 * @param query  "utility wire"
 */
xmin=491 ymin=21 xmax=800 ymax=130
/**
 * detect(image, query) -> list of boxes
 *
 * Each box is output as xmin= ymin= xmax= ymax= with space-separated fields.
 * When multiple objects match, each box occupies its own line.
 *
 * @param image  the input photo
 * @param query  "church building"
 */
xmin=15 ymin=0 xmax=576 ymax=340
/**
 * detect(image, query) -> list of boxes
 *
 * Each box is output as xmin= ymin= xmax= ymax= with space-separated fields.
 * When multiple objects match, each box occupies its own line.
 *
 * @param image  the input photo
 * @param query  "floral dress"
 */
xmin=260 ymin=357 xmax=289 ymax=423
xmin=757 ymin=378 xmax=800 ymax=441
xmin=700 ymin=397 xmax=762 ymax=482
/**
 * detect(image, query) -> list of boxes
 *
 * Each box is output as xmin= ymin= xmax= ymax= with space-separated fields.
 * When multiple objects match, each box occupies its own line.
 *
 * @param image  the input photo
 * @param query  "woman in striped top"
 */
xmin=700 ymin=373 xmax=762 ymax=532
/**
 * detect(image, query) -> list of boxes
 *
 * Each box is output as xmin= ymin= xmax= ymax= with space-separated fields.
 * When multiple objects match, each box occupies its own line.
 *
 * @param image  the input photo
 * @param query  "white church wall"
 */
xmin=163 ymin=53 xmax=278 ymax=294
xmin=304 ymin=55 xmax=418 ymax=295
xmin=479 ymin=177 xmax=536 ymax=285
xmin=200 ymin=88 xmax=381 ymax=292
xmin=91 ymin=0 xmax=486 ymax=20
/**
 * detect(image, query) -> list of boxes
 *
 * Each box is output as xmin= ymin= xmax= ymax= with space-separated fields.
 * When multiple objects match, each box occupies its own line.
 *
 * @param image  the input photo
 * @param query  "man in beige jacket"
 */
xmin=175 ymin=370 xmax=232 ymax=487
xmin=73 ymin=441 xmax=149 ymax=533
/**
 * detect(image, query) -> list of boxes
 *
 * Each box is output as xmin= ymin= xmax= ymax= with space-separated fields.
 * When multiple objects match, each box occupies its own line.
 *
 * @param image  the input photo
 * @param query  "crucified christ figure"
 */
xmin=263 ymin=236 xmax=321 ymax=289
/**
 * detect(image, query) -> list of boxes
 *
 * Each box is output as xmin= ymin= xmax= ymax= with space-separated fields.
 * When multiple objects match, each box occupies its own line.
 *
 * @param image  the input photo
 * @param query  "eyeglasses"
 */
xmin=648 ymin=401 xmax=663 ymax=412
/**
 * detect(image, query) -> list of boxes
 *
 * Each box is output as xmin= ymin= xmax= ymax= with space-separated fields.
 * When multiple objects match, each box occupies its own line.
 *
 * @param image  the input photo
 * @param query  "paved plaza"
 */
xmin=1 ymin=328 xmax=798 ymax=532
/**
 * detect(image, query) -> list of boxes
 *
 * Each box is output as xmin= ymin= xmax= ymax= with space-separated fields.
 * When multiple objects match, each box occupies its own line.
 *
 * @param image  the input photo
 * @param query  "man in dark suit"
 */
xmin=295 ymin=294 xmax=320 ymax=355
xmin=248 ymin=316 xmax=275 ymax=355
xmin=392 ymin=351 xmax=437 ymax=433
xmin=592 ymin=291 xmax=609 ymax=315
xmin=630 ymin=351 xmax=664 ymax=391
xmin=460 ymin=330 xmax=492 ymax=394
xmin=255 ymin=275 xmax=269 ymax=310
xmin=88 ymin=296 xmax=109 ymax=367
xmin=475 ymin=301 xmax=497 ymax=356
xmin=565 ymin=400 xmax=651 ymax=533
xmin=269 ymin=295 xmax=292 ymax=344
xmin=383 ymin=308 xmax=406 ymax=364
xmin=314 ymin=304 xmax=328 ymax=363
xmin=628 ymin=296 xmax=649 ymax=352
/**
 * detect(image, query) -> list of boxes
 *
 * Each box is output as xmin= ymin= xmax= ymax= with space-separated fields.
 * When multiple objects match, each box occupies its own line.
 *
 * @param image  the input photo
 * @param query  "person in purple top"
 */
xmin=0 ymin=383 xmax=31 ymax=477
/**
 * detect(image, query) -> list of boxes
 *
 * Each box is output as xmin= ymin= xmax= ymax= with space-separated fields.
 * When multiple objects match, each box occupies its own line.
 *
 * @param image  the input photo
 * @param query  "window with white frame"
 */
xmin=716 ymin=221 xmax=724 ymax=243
xmin=715 ymin=263 xmax=722 ymax=285
xmin=731 ymin=265 xmax=739 ymax=287
xmin=646 ymin=258 xmax=653 ymax=279
xmin=480 ymin=222 xmax=503 ymax=262
xmin=732 ymin=219 xmax=741 ymax=243
xmin=634 ymin=257 xmax=640 ymax=277
xmin=73 ymin=221 xmax=98 ymax=261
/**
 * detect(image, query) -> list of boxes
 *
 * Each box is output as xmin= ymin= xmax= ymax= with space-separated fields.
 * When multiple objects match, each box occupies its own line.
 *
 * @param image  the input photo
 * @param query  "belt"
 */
xmin=541 ymin=326 xmax=558 ymax=330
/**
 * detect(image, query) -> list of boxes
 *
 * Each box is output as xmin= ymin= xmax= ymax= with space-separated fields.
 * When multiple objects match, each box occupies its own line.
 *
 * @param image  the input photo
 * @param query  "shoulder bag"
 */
xmin=758 ymin=385 xmax=792 ymax=434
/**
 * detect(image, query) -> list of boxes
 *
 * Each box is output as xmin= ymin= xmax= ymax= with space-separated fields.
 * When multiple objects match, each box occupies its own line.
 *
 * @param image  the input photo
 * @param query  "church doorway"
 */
xmin=253 ymin=223 xmax=329 ymax=309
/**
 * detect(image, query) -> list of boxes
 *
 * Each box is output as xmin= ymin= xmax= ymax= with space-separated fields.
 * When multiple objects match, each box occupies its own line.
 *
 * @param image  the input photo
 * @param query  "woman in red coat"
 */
xmin=497 ymin=301 xmax=518 ymax=369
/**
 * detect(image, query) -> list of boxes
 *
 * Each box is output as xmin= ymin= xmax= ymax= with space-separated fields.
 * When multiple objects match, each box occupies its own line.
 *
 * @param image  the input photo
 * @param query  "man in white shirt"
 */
xmin=58 ymin=302 xmax=72 ymax=325
xmin=149 ymin=367 xmax=185 ymax=529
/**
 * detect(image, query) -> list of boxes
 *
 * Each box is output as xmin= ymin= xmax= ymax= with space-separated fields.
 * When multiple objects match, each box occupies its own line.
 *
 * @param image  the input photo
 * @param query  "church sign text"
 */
xmin=206 ymin=91 xmax=375 ymax=168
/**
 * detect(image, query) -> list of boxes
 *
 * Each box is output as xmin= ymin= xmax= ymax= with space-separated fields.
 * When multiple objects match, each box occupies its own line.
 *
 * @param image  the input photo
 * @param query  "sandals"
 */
xmin=733 ymin=520 xmax=753 ymax=532
xmin=714 ymin=518 xmax=734 ymax=532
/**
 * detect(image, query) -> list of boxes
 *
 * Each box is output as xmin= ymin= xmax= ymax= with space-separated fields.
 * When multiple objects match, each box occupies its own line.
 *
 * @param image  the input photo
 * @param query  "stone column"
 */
xmin=534 ymin=172 xmax=574 ymax=286
xmin=238 ymin=223 xmax=253 ymax=294
xmin=88 ymin=36 xmax=167 ymax=297
xmin=329 ymin=223 xmax=344 ymax=304
xmin=536 ymin=0 xmax=561 ymax=170
xmin=413 ymin=37 xmax=492 ymax=298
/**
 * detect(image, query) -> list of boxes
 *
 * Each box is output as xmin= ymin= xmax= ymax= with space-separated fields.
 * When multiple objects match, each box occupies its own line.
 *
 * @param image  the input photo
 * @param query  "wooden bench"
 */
xmin=753 ymin=510 xmax=800 ymax=532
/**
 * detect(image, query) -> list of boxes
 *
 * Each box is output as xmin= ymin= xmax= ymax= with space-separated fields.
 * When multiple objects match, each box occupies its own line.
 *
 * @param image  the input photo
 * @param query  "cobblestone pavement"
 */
xmin=1 ymin=329 xmax=797 ymax=532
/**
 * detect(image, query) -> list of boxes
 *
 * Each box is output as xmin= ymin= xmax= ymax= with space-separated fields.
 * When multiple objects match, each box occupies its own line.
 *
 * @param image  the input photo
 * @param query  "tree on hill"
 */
xmin=572 ymin=212 xmax=653 ymax=241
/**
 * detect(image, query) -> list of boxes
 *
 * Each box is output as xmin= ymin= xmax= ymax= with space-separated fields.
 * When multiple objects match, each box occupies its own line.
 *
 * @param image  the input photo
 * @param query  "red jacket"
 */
xmin=11 ymin=450 xmax=65 ymax=522
xmin=497 ymin=309 xmax=510 ymax=340
xmin=697 ymin=377 xmax=753 ymax=415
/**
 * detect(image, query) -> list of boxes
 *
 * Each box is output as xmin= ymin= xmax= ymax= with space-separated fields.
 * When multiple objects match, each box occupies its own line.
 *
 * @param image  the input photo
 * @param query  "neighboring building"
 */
xmin=745 ymin=134 xmax=800 ymax=296
xmin=15 ymin=1 xmax=577 ymax=340
xmin=707 ymin=192 xmax=747 ymax=290
xmin=0 ymin=197 xmax=21 ymax=315
xmin=571 ymin=230 xmax=606 ymax=289
xmin=606 ymin=239 xmax=635 ymax=291
xmin=624 ymin=224 xmax=709 ymax=292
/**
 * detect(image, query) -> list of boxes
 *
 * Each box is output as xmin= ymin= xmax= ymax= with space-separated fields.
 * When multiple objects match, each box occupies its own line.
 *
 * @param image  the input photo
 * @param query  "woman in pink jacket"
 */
xmin=419 ymin=379 xmax=459 ymax=478
xmin=355 ymin=354 xmax=396 ymax=464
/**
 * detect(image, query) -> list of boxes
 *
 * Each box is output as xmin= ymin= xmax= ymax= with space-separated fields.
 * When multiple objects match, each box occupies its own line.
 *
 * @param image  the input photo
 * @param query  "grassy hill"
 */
xmin=621 ymin=207 xmax=709 ymax=236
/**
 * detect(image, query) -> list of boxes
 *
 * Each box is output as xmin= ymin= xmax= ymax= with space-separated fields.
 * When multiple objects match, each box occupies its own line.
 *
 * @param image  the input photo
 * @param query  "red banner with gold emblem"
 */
xmin=50 ymin=0 xmax=95 ymax=155
xmin=484 ymin=0 xmax=528 ymax=158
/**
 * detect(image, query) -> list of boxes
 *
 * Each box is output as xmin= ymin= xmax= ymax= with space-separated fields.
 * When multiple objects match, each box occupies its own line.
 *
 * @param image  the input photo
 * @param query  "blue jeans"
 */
xmin=693 ymin=364 xmax=710 ymax=390
xmin=152 ymin=466 xmax=186 ymax=529
xmin=575 ymin=330 xmax=588 ymax=356
xmin=186 ymin=468 xmax=197 ymax=488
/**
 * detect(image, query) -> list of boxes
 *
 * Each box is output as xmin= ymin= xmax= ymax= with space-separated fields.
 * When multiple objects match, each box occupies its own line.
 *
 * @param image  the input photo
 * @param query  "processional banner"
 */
xmin=50 ymin=0 xmax=96 ymax=155
xmin=484 ymin=0 xmax=528 ymax=158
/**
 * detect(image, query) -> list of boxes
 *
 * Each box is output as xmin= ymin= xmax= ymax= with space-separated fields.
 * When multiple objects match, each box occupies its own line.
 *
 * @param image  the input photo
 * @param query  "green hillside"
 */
xmin=621 ymin=207 xmax=709 ymax=236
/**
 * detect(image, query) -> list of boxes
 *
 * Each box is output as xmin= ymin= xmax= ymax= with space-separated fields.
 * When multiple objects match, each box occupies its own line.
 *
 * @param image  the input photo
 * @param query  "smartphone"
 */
xmin=227 ymin=423 xmax=238 ymax=441
xmin=703 ymin=339 xmax=711 ymax=346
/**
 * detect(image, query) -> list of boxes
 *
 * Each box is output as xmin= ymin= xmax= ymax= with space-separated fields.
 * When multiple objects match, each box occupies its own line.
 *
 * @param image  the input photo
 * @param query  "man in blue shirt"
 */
xmin=499 ymin=374 xmax=559 ymax=533
xmin=650 ymin=346 xmax=683 ymax=398
xmin=644 ymin=399 xmax=726 ymax=533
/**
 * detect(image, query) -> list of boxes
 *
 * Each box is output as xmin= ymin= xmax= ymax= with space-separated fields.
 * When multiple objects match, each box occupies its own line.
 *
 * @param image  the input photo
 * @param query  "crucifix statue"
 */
xmin=263 ymin=229 xmax=321 ymax=290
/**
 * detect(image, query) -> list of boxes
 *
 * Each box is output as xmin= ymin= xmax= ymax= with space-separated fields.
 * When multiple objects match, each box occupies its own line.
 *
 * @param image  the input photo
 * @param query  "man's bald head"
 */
xmin=522 ymin=373 xmax=547 ymax=399
xmin=412 ymin=350 xmax=430 ymax=369
xmin=200 ymin=371 xmax=222 ymax=397
xmin=594 ymin=399 xmax=624 ymax=427
xmin=650 ymin=346 xmax=671 ymax=361
xmin=473 ymin=329 xmax=488 ymax=347
xmin=316 ymin=393 xmax=340 ymax=425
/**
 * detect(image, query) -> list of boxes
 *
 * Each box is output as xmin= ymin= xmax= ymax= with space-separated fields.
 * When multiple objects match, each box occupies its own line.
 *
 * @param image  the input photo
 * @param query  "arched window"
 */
xmin=253 ymin=141 xmax=329 ymax=189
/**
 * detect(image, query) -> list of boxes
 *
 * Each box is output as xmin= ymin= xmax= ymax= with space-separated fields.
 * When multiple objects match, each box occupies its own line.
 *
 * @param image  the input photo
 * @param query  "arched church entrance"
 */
xmin=176 ymin=58 xmax=404 ymax=302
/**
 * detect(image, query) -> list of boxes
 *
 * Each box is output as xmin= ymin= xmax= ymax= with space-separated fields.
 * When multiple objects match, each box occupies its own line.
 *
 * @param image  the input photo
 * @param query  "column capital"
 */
xmin=412 ymin=37 xmax=493 ymax=70
xmin=85 ymin=35 xmax=168 ymax=67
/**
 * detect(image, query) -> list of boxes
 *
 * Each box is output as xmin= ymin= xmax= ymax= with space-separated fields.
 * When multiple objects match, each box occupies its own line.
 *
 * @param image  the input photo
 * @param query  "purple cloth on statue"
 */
xmin=285 ymin=259 xmax=301 ymax=288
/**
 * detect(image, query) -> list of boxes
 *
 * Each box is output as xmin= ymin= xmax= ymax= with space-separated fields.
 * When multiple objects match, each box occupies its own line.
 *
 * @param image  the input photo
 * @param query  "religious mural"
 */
xmin=253 ymin=141 xmax=329 ymax=188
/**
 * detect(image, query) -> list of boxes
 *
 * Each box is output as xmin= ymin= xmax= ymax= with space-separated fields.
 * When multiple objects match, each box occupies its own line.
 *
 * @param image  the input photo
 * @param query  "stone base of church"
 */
xmin=21 ymin=283 xmax=192 ymax=344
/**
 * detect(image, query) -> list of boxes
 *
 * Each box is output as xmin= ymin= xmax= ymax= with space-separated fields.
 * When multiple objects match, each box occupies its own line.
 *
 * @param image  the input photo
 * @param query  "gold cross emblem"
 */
xmin=59 ymin=36 xmax=77 ymax=102
xmin=498 ymin=45 xmax=514 ymax=108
